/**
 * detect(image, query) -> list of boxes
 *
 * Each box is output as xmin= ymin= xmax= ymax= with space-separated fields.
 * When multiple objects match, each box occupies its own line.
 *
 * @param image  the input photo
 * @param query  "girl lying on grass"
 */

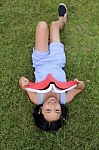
xmin=19 ymin=3 xmax=85 ymax=131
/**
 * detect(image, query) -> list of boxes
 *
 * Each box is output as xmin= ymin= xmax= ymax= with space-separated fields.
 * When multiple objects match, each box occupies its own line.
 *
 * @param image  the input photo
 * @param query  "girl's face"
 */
xmin=41 ymin=97 xmax=61 ymax=122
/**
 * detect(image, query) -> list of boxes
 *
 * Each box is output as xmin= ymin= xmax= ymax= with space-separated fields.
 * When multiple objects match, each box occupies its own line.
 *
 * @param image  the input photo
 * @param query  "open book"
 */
xmin=24 ymin=74 xmax=78 ymax=93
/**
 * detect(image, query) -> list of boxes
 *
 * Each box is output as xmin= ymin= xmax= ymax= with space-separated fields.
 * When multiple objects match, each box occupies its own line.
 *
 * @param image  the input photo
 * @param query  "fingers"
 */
xmin=74 ymin=79 xmax=80 ymax=83
xmin=23 ymin=79 xmax=29 ymax=86
xmin=74 ymin=78 xmax=78 ymax=81
xmin=19 ymin=77 xmax=29 ymax=89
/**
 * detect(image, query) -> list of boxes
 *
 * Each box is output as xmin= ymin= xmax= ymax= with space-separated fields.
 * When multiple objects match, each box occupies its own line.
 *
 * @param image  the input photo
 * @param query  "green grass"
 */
xmin=0 ymin=0 xmax=99 ymax=150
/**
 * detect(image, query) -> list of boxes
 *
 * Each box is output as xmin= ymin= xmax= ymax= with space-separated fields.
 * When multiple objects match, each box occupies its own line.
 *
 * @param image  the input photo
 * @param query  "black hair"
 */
xmin=33 ymin=104 xmax=68 ymax=131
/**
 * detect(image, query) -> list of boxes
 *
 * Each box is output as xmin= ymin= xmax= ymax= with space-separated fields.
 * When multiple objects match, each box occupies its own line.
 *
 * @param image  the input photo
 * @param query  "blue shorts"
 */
xmin=32 ymin=42 xmax=67 ymax=82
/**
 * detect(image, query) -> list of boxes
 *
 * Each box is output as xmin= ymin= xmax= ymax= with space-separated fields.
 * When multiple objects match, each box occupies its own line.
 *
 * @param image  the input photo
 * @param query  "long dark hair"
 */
xmin=33 ymin=104 xmax=68 ymax=131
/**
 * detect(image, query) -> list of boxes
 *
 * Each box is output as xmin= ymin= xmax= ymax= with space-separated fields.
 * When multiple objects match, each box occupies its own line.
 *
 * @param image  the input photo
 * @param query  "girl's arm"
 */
xmin=66 ymin=79 xmax=85 ymax=103
xmin=19 ymin=77 xmax=38 ymax=104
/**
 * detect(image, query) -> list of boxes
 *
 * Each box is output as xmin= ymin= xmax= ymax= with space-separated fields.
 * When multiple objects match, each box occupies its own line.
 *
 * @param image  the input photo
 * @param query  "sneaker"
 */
xmin=58 ymin=3 xmax=67 ymax=23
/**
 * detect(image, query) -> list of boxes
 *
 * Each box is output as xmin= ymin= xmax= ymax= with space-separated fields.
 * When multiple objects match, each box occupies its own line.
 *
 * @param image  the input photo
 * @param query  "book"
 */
xmin=24 ymin=73 xmax=78 ymax=93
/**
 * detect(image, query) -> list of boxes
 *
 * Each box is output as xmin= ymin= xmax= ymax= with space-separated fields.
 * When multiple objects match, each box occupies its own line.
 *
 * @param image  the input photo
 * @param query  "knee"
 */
xmin=37 ymin=21 xmax=48 ymax=31
xmin=50 ymin=21 xmax=58 ymax=28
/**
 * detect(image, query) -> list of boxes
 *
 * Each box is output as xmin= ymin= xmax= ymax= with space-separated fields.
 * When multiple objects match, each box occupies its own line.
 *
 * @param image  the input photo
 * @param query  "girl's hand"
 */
xmin=74 ymin=79 xmax=85 ymax=90
xmin=66 ymin=79 xmax=85 ymax=103
xmin=19 ymin=77 xmax=29 ymax=90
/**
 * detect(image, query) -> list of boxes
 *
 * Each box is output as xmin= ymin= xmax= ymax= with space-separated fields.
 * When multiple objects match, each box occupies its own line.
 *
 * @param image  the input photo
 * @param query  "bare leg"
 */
xmin=35 ymin=21 xmax=49 ymax=51
xmin=50 ymin=15 xmax=67 ymax=42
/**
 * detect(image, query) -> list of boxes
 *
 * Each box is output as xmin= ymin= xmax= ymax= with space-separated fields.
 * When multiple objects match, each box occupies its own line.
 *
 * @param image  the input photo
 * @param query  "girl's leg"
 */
xmin=35 ymin=21 xmax=49 ymax=51
xmin=50 ymin=3 xmax=67 ymax=42
xmin=50 ymin=18 xmax=67 ymax=43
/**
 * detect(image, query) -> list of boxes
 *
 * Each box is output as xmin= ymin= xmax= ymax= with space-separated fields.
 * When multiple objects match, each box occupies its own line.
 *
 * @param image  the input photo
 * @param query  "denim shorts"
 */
xmin=32 ymin=42 xmax=67 ymax=82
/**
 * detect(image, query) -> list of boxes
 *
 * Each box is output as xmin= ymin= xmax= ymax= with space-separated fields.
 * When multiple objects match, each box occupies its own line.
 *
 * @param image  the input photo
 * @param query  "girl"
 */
xmin=19 ymin=3 xmax=85 ymax=131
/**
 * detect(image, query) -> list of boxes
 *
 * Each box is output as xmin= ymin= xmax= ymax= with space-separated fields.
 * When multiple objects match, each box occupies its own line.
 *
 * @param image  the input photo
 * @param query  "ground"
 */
xmin=0 ymin=0 xmax=98 ymax=150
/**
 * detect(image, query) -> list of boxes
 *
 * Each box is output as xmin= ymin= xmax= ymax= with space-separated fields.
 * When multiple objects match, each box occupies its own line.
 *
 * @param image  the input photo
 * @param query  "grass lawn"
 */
xmin=0 ymin=0 xmax=99 ymax=150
